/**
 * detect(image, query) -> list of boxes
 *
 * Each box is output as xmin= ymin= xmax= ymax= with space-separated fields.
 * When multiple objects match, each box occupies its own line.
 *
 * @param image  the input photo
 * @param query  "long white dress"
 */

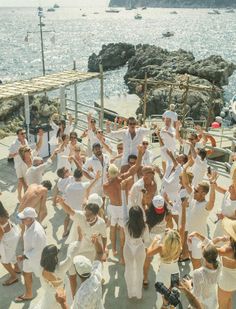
xmin=31 ymin=242 xmax=80 ymax=309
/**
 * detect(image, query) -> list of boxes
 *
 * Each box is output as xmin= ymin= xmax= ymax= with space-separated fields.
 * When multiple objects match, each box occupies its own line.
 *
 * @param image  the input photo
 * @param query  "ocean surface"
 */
xmin=0 ymin=4 xmax=236 ymax=104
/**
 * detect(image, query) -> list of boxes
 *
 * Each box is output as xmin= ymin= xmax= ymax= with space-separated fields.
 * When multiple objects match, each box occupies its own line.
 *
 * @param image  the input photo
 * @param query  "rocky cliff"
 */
xmin=109 ymin=0 xmax=236 ymax=8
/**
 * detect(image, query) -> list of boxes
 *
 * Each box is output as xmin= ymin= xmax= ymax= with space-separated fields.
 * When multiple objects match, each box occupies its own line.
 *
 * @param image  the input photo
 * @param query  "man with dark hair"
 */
xmin=106 ymin=116 xmax=151 ymax=167
xmin=83 ymin=143 xmax=110 ymax=197
xmin=56 ymin=196 xmax=107 ymax=297
xmin=18 ymin=180 xmax=52 ymax=224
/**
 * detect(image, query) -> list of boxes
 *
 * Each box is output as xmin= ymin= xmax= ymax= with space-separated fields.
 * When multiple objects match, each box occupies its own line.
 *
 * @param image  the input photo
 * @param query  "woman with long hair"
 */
xmin=143 ymin=195 xmax=171 ymax=286
xmin=121 ymin=179 xmax=150 ymax=299
xmin=0 ymin=201 xmax=21 ymax=286
xmin=32 ymin=242 xmax=80 ymax=309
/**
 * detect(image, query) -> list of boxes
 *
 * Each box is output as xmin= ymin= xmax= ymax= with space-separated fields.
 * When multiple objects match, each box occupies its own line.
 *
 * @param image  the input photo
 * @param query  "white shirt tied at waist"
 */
xmin=108 ymin=127 xmax=150 ymax=165
xmin=82 ymin=154 xmax=110 ymax=195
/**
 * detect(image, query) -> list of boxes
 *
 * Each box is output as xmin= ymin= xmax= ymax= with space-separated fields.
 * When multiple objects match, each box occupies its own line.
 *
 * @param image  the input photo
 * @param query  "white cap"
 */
xmin=73 ymin=255 xmax=92 ymax=277
xmin=18 ymin=207 xmax=37 ymax=219
xmin=152 ymin=195 xmax=165 ymax=214
xmin=87 ymin=193 xmax=103 ymax=208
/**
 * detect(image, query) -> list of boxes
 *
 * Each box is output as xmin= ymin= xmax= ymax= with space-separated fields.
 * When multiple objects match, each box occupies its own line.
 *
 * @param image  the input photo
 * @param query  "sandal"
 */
xmin=143 ymin=280 xmax=149 ymax=289
xmin=15 ymin=295 xmax=33 ymax=303
xmin=2 ymin=278 xmax=18 ymax=286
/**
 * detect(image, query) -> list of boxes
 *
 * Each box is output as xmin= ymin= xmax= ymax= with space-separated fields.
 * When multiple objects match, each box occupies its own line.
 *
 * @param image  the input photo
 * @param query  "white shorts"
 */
xmin=187 ymin=237 xmax=203 ymax=259
xmin=23 ymin=258 xmax=40 ymax=276
xmin=15 ymin=163 xmax=28 ymax=179
xmin=108 ymin=205 xmax=123 ymax=227
xmin=218 ymin=266 xmax=236 ymax=292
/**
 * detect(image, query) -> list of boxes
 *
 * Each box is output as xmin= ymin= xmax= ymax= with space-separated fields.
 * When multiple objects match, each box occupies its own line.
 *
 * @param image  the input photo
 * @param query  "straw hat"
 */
xmin=222 ymin=217 xmax=236 ymax=241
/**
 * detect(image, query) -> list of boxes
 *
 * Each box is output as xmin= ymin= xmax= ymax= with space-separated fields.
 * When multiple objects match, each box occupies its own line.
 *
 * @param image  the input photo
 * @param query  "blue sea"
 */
xmin=0 ymin=3 xmax=236 ymax=103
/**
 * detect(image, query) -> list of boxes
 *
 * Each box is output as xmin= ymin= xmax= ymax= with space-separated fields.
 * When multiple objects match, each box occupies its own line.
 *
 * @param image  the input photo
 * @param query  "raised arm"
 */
xmin=156 ymin=128 xmax=164 ymax=147
xmin=182 ymin=168 xmax=193 ymax=195
xmin=85 ymin=171 xmax=101 ymax=199
xmin=56 ymin=196 xmax=75 ymax=217
xmin=166 ymin=149 xmax=178 ymax=168
xmin=179 ymin=198 xmax=188 ymax=245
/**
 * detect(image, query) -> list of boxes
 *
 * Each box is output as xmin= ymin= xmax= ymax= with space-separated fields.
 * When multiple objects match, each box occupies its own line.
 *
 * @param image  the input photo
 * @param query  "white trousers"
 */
xmin=123 ymin=240 xmax=146 ymax=299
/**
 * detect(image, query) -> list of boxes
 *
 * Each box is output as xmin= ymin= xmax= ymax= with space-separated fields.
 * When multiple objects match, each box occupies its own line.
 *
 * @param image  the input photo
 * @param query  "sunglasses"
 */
xmin=129 ymin=122 xmax=136 ymax=126
xmin=90 ymin=120 xmax=96 ymax=123
xmin=20 ymin=132 xmax=26 ymax=135
xmin=117 ymin=147 xmax=123 ymax=150
xmin=97 ymin=131 xmax=103 ymax=134
xmin=70 ymin=136 xmax=77 ymax=139
xmin=142 ymin=142 xmax=149 ymax=145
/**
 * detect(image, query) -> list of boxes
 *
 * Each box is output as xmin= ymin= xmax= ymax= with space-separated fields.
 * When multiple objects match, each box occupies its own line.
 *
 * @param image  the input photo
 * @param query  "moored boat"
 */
xmin=134 ymin=13 xmax=142 ymax=20
xmin=162 ymin=31 xmax=174 ymax=38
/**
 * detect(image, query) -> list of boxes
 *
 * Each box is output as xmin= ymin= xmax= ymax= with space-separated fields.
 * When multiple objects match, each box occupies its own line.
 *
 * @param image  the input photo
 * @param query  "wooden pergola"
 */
xmin=0 ymin=70 xmax=100 ymax=100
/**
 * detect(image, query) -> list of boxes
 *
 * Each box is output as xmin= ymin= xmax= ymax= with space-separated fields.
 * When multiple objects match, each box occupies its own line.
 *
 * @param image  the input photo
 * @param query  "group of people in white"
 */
xmin=0 ymin=106 xmax=236 ymax=309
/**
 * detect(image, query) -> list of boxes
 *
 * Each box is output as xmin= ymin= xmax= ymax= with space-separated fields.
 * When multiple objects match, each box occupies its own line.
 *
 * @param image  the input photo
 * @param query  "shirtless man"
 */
xmin=103 ymin=145 xmax=144 ymax=262
xmin=18 ymin=180 xmax=52 ymax=224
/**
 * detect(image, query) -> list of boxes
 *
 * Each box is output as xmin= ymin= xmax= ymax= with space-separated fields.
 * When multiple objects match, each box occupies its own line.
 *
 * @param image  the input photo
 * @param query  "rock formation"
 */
xmin=88 ymin=43 xmax=135 ymax=72
xmin=0 ymin=96 xmax=60 ymax=139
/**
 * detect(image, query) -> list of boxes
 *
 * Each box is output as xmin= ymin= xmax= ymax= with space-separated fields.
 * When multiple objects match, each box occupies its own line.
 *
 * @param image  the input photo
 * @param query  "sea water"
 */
xmin=0 ymin=5 xmax=236 ymax=104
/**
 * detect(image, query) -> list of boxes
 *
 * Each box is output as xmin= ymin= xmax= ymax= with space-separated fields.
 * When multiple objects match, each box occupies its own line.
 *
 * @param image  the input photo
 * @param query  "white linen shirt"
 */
xmin=25 ymin=159 xmax=52 ymax=185
xmin=23 ymin=220 xmax=46 ymax=273
xmin=65 ymin=181 xmax=90 ymax=210
xmin=72 ymin=261 xmax=104 ymax=309
xmin=9 ymin=138 xmax=29 ymax=168
xmin=83 ymin=154 xmax=110 ymax=196
xmin=109 ymin=127 xmax=150 ymax=165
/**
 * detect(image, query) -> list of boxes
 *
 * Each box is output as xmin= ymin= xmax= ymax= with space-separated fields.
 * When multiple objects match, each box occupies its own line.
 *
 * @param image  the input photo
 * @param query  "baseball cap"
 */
xmin=152 ymin=195 xmax=165 ymax=214
xmin=73 ymin=255 xmax=92 ymax=277
xmin=18 ymin=207 xmax=38 ymax=219
xmin=87 ymin=193 xmax=103 ymax=208
xmin=92 ymin=142 xmax=101 ymax=149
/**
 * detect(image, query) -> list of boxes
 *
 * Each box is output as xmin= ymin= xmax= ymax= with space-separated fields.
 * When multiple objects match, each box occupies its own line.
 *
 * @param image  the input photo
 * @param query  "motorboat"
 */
xmin=162 ymin=31 xmax=174 ymax=38
xmin=208 ymin=9 xmax=220 ymax=15
xmin=47 ymin=7 xmax=55 ymax=12
xmin=170 ymin=11 xmax=178 ymax=14
xmin=134 ymin=13 xmax=142 ymax=20
xmin=225 ymin=8 xmax=235 ymax=13
xmin=105 ymin=8 xmax=120 ymax=13
xmin=53 ymin=4 xmax=60 ymax=9
xmin=142 ymin=6 xmax=147 ymax=10
xmin=82 ymin=13 xmax=87 ymax=17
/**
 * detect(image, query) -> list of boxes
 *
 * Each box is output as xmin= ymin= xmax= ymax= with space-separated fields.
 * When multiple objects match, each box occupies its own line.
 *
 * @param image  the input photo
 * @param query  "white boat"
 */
xmin=53 ymin=4 xmax=60 ymax=9
xmin=47 ymin=7 xmax=55 ymax=12
xmin=105 ymin=8 xmax=120 ymax=13
xmin=208 ymin=9 xmax=220 ymax=15
xmin=230 ymin=94 xmax=236 ymax=122
xmin=134 ymin=13 xmax=142 ymax=20
xmin=225 ymin=8 xmax=235 ymax=13
xmin=170 ymin=11 xmax=178 ymax=14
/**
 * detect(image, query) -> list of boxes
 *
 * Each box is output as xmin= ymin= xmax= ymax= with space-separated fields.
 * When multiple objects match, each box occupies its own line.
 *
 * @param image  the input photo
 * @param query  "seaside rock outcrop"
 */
xmin=0 ymin=96 xmax=60 ymax=139
xmin=124 ymin=44 xmax=235 ymax=120
xmin=88 ymin=43 xmax=135 ymax=72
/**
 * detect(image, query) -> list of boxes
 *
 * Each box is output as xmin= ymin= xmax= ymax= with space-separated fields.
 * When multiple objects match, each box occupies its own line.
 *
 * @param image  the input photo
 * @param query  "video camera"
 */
xmin=155 ymin=281 xmax=180 ymax=307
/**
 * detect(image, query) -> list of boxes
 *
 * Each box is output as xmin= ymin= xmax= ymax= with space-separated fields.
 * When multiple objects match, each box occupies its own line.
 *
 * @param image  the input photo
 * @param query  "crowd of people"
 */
xmin=0 ymin=108 xmax=236 ymax=309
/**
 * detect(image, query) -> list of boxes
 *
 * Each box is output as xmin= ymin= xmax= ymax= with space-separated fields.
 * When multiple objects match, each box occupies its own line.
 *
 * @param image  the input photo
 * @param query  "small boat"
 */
xmin=142 ymin=6 xmax=147 ymax=10
xmin=93 ymin=12 xmax=99 ymax=14
xmin=225 ymin=9 xmax=235 ymax=13
xmin=47 ymin=7 xmax=55 ymax=12
xmin=134 ymin=13 xmax=142 ymax=20
xmin=53 ymin=4 xmax=60 ymax=9
xmin=170 ymin=11 xmax=178 ymax=14
xmin=208 ymin=9 xmax=220 ymax=15
xmin=162 ymin=31 xmax=174 ymax=38
xmin=82 ymin=13 xmax=87 ymax=17
xmin=105 ymin=8 xmax=120 ymax=13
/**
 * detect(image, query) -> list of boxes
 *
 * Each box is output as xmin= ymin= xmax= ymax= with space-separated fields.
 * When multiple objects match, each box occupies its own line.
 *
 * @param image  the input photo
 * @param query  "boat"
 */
xmin=105 ymin=8 xmax=120 ymax=13
xmin=229 ymin=94 xmax=236 ymax=122
xmin=208 ymin=9 xmax=220 ymax=15
xmin=141 ymin=6 xmax=147 ymax=10
xmin=47 ymin=7 xmax=55 ymax=12
xmin=225 ymin=8 xmax=235 ymax=13
xmin=93 ymin=12 xmax=99 ymax=14
xmin=134 ymin=13 xmax=142 ymax=20
xmin=82 ymin=13 xmax=87 ymax=17
xmin=53 ymin=4 xmax=60 ymax=9
xmin=170 ymin=11 xmax=178 ymax=14
xmin=162 ymin=31 xmax=174 ymax=38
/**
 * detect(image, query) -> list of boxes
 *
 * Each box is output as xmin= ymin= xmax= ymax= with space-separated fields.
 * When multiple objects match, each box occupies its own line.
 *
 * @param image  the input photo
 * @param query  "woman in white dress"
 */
xmin=57 ymin=134 xmax=71 ymax=171
xmin=32 ymin=242 xmax=80 ymax=309
xmin=121 ymin=180 xmax=150 ymax=299
xmin=49 ymin=115 xmax=73 ymax=148
xmin=0 ymin=201 xmax=21 ymax=286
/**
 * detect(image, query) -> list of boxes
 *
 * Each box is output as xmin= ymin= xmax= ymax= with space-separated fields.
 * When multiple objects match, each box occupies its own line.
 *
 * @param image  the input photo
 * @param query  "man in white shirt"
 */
xmin=25 ymin=150 xmax=57 ymax=186
xmin=55 ymin=236 xmax=104 ymax=309
xmin=107 ymin=117 xmax=150 ymax=166
xmin=162 ymin=104 xmax=178 ymax=127
xmin=57 ymin=197 xmax=107 ymax=297
xmin=15 ymin=207 xmax=46 ymax=303
xmin=141 ymin=139 xmax=153 ymax=166
xmin=9 ymin=128 xmax=29 ymax=201
xmin=83 ymin=143 xmax=110 ymax=197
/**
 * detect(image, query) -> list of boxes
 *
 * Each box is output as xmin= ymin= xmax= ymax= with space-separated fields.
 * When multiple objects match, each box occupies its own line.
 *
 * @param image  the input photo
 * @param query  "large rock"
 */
xmin=88 ymin=43 xmax=135 ymax=72
xmin=0 ymin=95 xmax=60 ymax=138
xmin=124 ymin=44 xmax=235 ymax=120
